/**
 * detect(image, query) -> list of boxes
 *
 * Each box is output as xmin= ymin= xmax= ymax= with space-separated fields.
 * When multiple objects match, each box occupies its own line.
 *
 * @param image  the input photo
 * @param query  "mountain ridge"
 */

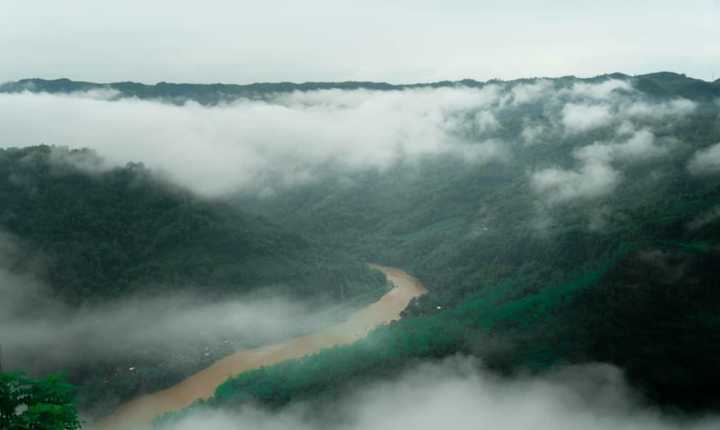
xmin=3 ymin=72 xmax=719 ymax=105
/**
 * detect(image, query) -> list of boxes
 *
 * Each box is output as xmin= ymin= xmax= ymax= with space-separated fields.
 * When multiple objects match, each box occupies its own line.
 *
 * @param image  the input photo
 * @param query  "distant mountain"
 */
xmin=3 ymin=72 xmax=720 ymax=104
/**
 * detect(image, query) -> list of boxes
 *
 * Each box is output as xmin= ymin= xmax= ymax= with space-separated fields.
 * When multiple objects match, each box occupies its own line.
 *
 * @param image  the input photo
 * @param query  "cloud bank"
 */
xmin=531 ymin=159 xmax=620 ymax=205
xmin=562 ymin=103 xmax=613 ymax=134
xmin=530 ymin=128 xmax=671 ymax=207
xmin=688 ymin=142 xmax=720 ymax=175
xmin=0 ymin=79 xmax=703 ymax=201
xmin=0 ymin=253 xmax=336 ymax=372
xmin=0 ymin=87 xmax=509 ymax=195
xmin=152 ymin=356 xmax=720 ymax=430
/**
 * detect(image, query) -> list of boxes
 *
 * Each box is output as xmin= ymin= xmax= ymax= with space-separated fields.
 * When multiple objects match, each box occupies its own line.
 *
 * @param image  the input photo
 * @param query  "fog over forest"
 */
xmin=2 ymin=1 xmax=720 ymax=429
xmin=160 ymin=357 xmax=720 ymax=430
xmin=0 ymin=78 xmax=711 ymax=196
xmin=0 ymin=258 xmax=331 ymax=371
xmin=1 ymin=73 xmax=719 ymax=430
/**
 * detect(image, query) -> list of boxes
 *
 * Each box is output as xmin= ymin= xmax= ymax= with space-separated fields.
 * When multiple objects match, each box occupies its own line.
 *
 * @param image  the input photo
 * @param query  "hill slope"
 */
xmin=0 ymin=145 xmax=386 ymax=416
xmin=216 ymin=73 xmax=720 ymax=411
xmin=3 ymin=72 xmax=720 ymax=418
xmin=0 ymin=145 xmax=384 ymax=305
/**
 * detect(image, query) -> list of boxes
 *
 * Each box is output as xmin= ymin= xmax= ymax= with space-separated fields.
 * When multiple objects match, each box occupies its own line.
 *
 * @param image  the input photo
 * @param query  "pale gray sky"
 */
xmin=1 ymin=0 xmax=718 ymax=84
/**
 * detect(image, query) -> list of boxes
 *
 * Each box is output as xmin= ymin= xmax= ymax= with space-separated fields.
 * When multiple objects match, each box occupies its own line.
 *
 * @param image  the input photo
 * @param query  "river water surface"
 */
xmin=97 ymin=264 xmax=426 ymax=429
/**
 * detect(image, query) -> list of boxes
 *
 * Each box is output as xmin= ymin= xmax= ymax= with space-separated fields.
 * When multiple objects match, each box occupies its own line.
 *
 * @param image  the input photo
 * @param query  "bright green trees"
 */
xmin=0 ymin=372 xmax=81 ymax=430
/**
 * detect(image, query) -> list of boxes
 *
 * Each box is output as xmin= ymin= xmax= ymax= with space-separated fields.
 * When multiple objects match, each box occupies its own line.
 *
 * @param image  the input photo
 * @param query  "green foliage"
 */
xmin=5 ymin=72 xmax=720 ymax=419
xmin=0 ymin=145 xmax=385 ymax=305
xmin=159 ymin=235 xmax=720 ymax=424
xmin=208 ymin=73 xmax=720 ymax=412
xmin=571 ymin=244 xmax=720 ymax=409
xmin=0 ymin=145 xmax=386 ymax=417
xmin=155 ymin=260 xmax=617 ymax=426
xmin=0 ymin=372 xmax=81 ymax=430
xmin=235 ymin=74 xmax=720 ymax=317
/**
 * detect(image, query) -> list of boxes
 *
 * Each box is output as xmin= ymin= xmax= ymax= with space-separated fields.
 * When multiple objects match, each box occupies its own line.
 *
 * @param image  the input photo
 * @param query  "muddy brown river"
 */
xmin=96 ymin=265 xmax=426 ymax=430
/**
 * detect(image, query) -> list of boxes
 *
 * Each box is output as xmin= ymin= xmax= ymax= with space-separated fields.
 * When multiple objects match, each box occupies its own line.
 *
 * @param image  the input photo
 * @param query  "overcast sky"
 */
xmin=1 ymin=0 xmax=719 ymax=84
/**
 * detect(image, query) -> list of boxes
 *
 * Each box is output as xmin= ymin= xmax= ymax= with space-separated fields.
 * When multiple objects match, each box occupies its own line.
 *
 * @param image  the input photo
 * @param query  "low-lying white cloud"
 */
xmin=562 ymin=103 xmax=612 ymax=133
xmin=622 ymin=98 xmax=697 ymax=120
xmin=151 ymin=356 xmax=720 ymax=430
xmin=576 ymin=129 xmax=667 ymax=164
xmin=531 ymin=128 xmax=673 ymax=207
xmin=565 ymin=79 xmax=632 ymax=100
xmin=520 ymin=123 xmax=546 ymax=144
xmin=507 ymin=79 xmax=553 ymax=105
xmin=531 ymin=160 xmax=620 ymax=205
xmin=0 ymin=87 xmax=510 ymax=195
xmin=688 ymin=142 xmax=720 ymax=175
xmin=0 ymin=80 xmax=707 ymax=197
xmin=0 ymin=262 xmax=334 ymax=372
xmin=474 ymin=110 xmax=501 ymax=134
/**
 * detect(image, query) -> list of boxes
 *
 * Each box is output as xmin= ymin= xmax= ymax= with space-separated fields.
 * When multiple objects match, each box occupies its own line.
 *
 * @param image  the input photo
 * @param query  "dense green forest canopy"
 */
xmin=235 ymin=73 xmax=720 ymax=313
xmin=0 ymin=145 xmax=384 ymax=305
xmin=2 ymin=72 xmax=720 ymax=424
xmin=158 ymin=72 xmax=720 ymax=417
xmin=156 ymin=243 xmax=720 ymax=429
xmin=0 ymin=145 xmax=385 ymax=416
xmin=0 ymin=372 xmax=81 ymax=430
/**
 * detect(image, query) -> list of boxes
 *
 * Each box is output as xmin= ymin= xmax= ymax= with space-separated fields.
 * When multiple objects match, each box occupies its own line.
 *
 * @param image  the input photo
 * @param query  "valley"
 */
xmin=97 ymin=265 xmax=426 ymax=429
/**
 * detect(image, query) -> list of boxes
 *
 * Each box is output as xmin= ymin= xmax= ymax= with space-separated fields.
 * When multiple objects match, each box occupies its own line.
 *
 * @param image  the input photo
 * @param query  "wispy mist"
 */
xmin=688 ymin=141 xmax=720 ymax=175
xmin=0 ymin=250 xmax=334 ymax=372
xmin=0 ymin=79 xmax=704 ymax=201
xmin=0 ymin=87 xmax=508 ymax=195
xmin=153 ymin=356 xmax=720 ymax=430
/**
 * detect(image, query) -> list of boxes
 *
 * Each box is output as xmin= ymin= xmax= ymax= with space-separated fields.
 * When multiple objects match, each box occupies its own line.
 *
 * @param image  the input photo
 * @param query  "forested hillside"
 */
xmin=200 ymin=72 xmax=720 ymax=413
xmin=157 ymin=243 xmax=720 ymax=430
xmin=2 ymin=72 xmax=720 ymax=425
xmin=3 ymin=0 xmax=720 ymax=427
xmin=237 ymin=72 xmax=720 ymax=313
xmin=0 ymin=145 xmax=386 ymax=416
xmin=0 ymin=145 xmax=384 ymax=304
